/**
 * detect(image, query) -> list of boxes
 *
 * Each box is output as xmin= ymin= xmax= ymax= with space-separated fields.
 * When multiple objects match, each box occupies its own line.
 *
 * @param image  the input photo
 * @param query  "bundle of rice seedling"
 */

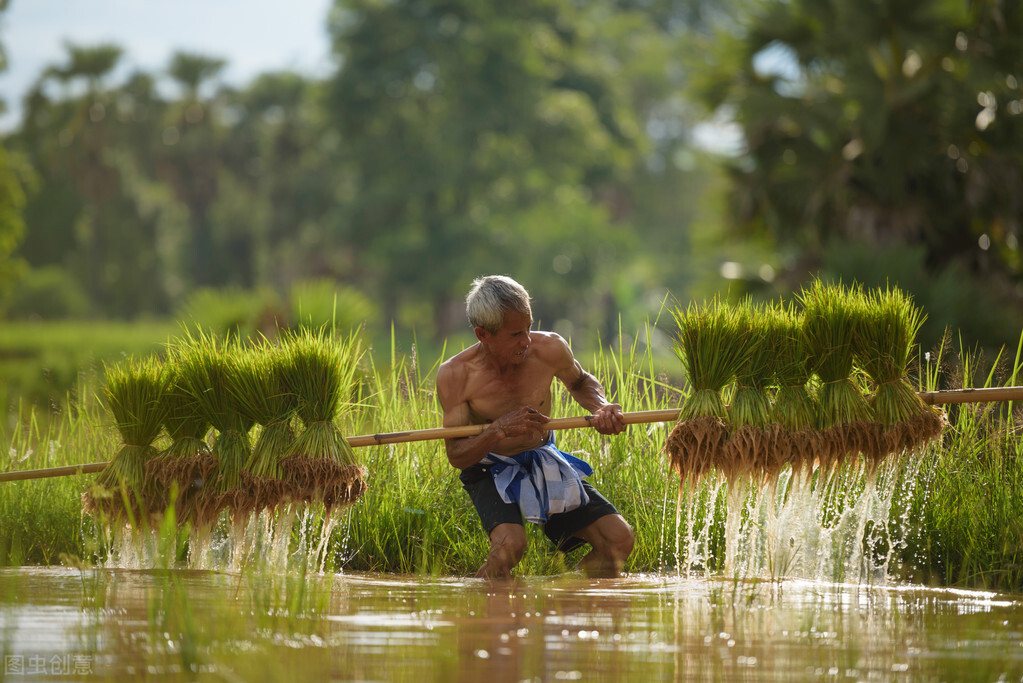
xmin=665 ymin=299 xmax=750 ymax=485
xmin=724 ymin=301 xmax=782 ymax=480
xmin=145 ymin=363 xmax=215 ymax=506
xmin=84 ymin=356 xmax=171 ymax=522
xmin=175 ymin=329 xmax=255 ymax=522
xmin=798 ymin=280 xmax=877 ymax=470
xmin=278 ymin=326 xmax=367 ymax=513
xmin=856 ymin=286 xmax=945 ymax=468
xmin=769 ymin=301 xmax=823 ymax=477
xmin=231 ymin=339 xmax=300 ymax=512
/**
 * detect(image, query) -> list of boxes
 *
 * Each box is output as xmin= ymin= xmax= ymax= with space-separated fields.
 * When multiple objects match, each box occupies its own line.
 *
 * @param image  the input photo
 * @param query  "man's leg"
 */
xmin=476 ymin=523 xmax=528 ymax=579
xmin=572 ymin=514 xmax=634 ymax=578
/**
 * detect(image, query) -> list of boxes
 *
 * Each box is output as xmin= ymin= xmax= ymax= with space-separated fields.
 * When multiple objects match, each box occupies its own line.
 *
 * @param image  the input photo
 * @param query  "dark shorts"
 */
xmin=460 ymin=463 xmax=620 ymax=553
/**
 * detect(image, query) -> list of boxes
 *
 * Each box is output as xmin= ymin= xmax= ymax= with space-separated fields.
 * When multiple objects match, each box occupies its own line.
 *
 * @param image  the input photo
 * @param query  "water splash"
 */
xmin=99 ymin=503 xmax=349 ymax=574
xmin=674 ymin=456 xmax=927 ymax=583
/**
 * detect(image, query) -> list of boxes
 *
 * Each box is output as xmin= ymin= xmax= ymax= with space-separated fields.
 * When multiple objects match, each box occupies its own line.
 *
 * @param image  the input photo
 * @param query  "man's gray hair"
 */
xmin=465 ymin=275 xmax=531 ymax=332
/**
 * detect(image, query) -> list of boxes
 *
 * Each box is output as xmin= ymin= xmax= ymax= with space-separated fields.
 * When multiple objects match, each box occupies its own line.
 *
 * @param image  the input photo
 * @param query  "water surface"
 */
xmin=3 ymin=568 xmax=1023 ymax=681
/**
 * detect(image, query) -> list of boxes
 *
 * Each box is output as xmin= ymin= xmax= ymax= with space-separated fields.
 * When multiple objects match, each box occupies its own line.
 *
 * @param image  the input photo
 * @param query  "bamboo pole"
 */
xmin=3 ymin=387 xmax=1022 ymax=484
xmin=916 ymin=385 xmax=1023 ymax=405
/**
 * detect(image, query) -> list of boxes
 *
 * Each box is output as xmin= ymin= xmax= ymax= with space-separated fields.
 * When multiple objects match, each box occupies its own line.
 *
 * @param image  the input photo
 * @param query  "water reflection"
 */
xmin=2 ymin=569 xmax=1023 ymax=681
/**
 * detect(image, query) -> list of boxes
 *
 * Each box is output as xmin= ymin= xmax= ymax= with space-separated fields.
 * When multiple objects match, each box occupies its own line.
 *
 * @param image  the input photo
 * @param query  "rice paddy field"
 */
xmin=4 ymin=286 xmax=1023 ymax=680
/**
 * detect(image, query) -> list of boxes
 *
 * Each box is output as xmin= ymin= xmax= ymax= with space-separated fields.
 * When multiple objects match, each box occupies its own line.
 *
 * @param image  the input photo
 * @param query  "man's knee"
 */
xmin=490 ymin=523 xmax=528 ymax=561
xmin=598 ymin=515 xmax=635 ymax=559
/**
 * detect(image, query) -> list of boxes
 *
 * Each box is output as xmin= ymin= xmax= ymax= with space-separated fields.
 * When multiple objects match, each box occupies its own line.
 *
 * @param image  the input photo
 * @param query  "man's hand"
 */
xmin=591 ymin=403 xmax=626 ymax=435
xmin=492 ymin=406 xmax=550 ymax=439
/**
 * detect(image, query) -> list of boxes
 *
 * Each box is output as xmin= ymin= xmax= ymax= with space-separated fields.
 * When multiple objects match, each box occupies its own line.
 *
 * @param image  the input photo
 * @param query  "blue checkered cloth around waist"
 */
xmin=481 ymin=435 xmax=592 ymax=524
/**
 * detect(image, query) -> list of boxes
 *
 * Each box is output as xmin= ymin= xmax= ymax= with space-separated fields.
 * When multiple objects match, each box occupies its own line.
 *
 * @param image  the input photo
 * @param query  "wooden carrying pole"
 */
xmin=2 ymin=386 xmax=1022 ymax=484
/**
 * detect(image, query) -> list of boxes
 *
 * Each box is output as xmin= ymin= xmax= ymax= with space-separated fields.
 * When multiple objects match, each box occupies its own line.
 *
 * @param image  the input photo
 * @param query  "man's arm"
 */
xmin=436 ymin=361 xmax=549 ymax=469
xmin=550 ymin=336 xmax=626 ymax=436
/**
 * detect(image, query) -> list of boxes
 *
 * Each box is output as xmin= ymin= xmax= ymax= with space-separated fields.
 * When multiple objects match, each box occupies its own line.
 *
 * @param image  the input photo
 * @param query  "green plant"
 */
xmin=178 ymin=287 xmax=280 ymax=339
xmin=665 ymin=298 xmax=750 ymax=484
xmin=278 ymin=326 xmax=367 ymax=513
xmin=798 ymin=279 xmax=873 ymax=469
xmin=289 ymin=279 xmax=378 ymax=332
xmin=725 ymin=300 xmax=782 ymax=479
xmin=145 ymin=363 xmax=214 ymax=518
xmin=174 ymin=329 xmax=253 ymax=522
xmin=233 ymin=339 xmax=299 ymax=511
xmin=856 ymin=286 xmax=945 ymax=467
xmin=84 ymin=356 xmax=171 ymax=523
xmin=1 ymin=265 xmax=92 ymax=320
xmin=769 ymin=301 xmax=821 ymax=476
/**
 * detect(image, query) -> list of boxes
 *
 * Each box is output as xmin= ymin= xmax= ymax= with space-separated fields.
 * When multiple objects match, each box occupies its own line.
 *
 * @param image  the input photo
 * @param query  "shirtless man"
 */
xmin=436 ymin=275 xmax=635 ymax=579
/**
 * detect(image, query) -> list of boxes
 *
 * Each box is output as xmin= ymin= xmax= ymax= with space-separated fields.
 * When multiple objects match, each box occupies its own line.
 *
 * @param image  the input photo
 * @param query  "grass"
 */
xmin=1 ymin=322 xmax=1023 ymax=591
xmin=770 ymin=300 xmax=817 ymax=431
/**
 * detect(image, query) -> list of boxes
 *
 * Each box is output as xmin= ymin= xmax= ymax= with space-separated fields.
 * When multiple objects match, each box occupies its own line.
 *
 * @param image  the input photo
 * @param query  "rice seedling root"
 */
xmin=278 ymin=455 xmax=368 ymax=512
xmin=722 ymin=424 xmax=775 ymax=480
xmin=665 ymin=416 xmax=729 ymax=485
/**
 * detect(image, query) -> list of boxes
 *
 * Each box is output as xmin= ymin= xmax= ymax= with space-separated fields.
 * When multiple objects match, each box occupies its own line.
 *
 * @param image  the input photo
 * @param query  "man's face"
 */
xmin=479 ymin=309 xmax=533 ymax=365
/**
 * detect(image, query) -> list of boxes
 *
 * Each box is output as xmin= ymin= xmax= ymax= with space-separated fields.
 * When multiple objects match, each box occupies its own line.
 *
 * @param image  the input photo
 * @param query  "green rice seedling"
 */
xmin=232 ymin=339 xmax=299 ymax=512
xmin=856 ymin=286 xmax=945 ymax=468
xmin=145 ymin=362 xmax=215 ymax=519
xmin=665 ymin=299 xmax=750 ymax=485
xmin=83 ymin=356 xmax=171 ymax=523
xmin=278 ymin=326 xmax=367 ymax=513
xmin=770 ymin=301 xmax=822 ymax=477
xmin=725 ymin=301 xmax=781 ymax=480
xmin=798 ymin=280 xmax=876 ymax=470
xmin=174 ymin=329 xmax=254 ymax=523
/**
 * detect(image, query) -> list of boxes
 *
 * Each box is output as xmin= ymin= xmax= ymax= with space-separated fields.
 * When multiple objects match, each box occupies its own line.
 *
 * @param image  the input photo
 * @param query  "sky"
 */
xmin=0 ymin=0 xmax=335 ymax=130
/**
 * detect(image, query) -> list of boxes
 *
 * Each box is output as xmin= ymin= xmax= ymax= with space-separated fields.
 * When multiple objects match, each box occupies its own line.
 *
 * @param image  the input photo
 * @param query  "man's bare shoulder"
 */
xmin=439 ymin=344 xmax=482 ymax=375
xmin=437 ymin=344 xmax=481 ymax=394
xmin=528 ymin=331 xmax=574 ymax=364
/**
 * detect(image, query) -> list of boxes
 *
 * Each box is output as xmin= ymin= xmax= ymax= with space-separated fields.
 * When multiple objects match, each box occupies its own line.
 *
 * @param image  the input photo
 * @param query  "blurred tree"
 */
xmin=0 ymin=0 xmax=29 ymax=300
xmin=696 ymin=0 xmax=1023 ymax=285
xmin=215 ymin=72 xmax=346 ymax=296
xmin=45 ymin=42 xmax=123 ymax=89
xmin=11 ymin=43 xmax=178 ymax=317
xmin=325 ymin=0 xmax=641 ymax=338
xmin=1 ymin=0 xmax=745 ymax=338
xmin=0 ymin=144 xmax=27 ymax=299
xmin=159 ymin=52 xmax=228 ymax=287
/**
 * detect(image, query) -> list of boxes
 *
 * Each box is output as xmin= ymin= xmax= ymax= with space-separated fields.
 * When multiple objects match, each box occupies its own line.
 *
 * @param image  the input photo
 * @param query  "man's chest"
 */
xmin=465 ymin=369 xmax=555 ymax=421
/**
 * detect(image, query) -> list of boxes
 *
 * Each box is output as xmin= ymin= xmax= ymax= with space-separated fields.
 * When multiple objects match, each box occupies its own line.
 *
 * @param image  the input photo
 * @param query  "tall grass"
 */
xmin=0 ymin=400 xmax=114 ymax=564
xmin=2 ymin=325 xmax=1023 ymax=591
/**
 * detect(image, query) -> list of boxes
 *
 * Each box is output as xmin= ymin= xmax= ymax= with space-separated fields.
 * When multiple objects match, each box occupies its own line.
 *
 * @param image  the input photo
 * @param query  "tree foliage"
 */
xmin=697 ymin=0 xmax=1023 ymax=281
xmin=2 ymin=0 xmax=1019 ymax=350
xmin=4 ymin=0 xmax=715 ymax=341
xmin=325 ymin=0 xmax=643 ymax=335
xmin=0 ymin=0 xmax=28 ymax=299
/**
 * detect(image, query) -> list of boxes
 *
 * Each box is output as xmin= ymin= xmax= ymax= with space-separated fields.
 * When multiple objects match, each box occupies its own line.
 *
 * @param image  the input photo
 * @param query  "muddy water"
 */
xmin=3 ymin=568 xmax=1023 ymax=681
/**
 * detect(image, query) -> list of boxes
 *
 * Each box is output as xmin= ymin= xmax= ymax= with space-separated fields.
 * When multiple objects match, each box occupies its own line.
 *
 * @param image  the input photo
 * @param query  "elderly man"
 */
xmin=436 ymin=275 xmax=634 ymax=579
